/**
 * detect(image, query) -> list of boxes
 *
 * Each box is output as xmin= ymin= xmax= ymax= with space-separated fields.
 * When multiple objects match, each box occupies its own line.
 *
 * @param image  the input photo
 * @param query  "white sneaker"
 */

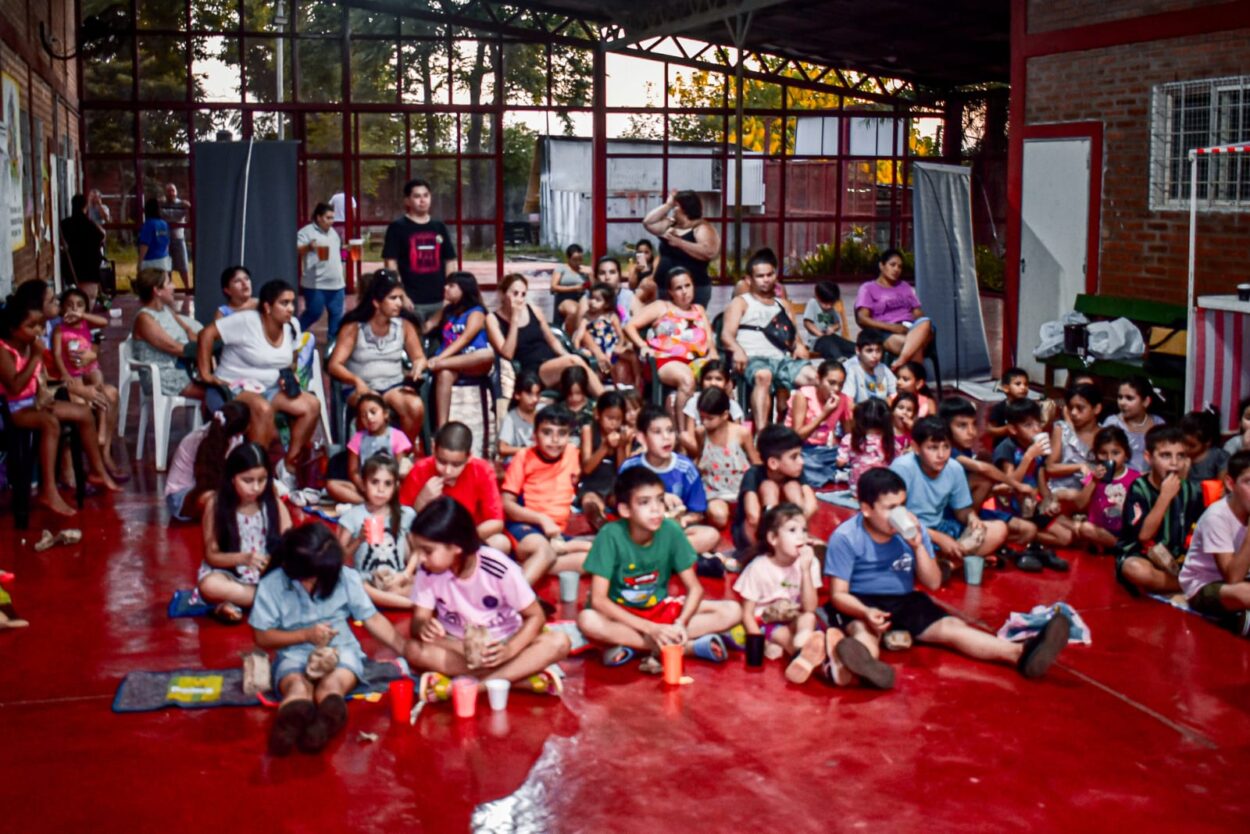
xmin=274 ymin=459 xmax=298 ymax=493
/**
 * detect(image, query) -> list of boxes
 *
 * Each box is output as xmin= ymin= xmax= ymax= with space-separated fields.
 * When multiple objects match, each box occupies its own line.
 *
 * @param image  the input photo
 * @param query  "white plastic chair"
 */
xmin=117 ymin=339 xmax=203 ymax=471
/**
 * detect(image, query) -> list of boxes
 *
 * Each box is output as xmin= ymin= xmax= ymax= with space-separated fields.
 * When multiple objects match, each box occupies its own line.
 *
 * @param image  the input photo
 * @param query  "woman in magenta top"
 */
xmin=854 ymin=248 xmax=934 ymax=372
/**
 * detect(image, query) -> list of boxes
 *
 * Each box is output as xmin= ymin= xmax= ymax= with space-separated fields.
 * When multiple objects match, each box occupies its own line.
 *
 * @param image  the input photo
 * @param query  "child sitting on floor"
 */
xmin=993 ymin=399 xmax=1070 ymax=571
xmin=326 ymin=393 xmax=414 ymax=504
xmin=336 ymin=455 xmax=418 ymax=609
xmin=1178 ymin=450 xmax=1250 ymax=635
xmin=502 ymin=405 xmax=592 ymax=585
xmin=784 ymin=359 xmax=851 ymax=488
xmin=890 ymin=417 xmax=1010 ymax=576
xmin=892 ymin=391 xmax=918 ymax=450
xmin=1044 ymin=383 xmax=1103 ymax=502
xmin=1224 ymin=396 xmax=1250 ymax=456
xmin=620 ymin=405 xmax=723 ymax=556
xmin=838 ymin=398 xmax=905 ymax=498
xmin=1116 ymin=425 xmax=1204 ymax=595
xmin=579 ymin=391 xmax=631 ymax=531
xmin=940 ymin=395 xmax=1037 ymax=513
xmin=558 ymin=364 xmax=595 ymax=444
xmin=987 ymin=367 xmax=1034 ymax=441
xmin=895 ymin=361 xmax=936 ymax=417
xmin=734 ymin=503 xmax=828 ymax=683
xmin=1060 ymin=426 xmax=1139 ymax=551
xmin=251 ymin=524 xmax=408 ymax=755
xmin=198 ymin=443 xmax=292 ymax=622
xmin=693 ymin=387 xmax=758 ymax=531
xmin=842 ymin=329 xmax=897 ymax=404
xmin=499 ymin=370 xmax=542 ymax=464
xmin=733 ymin=425 xmax=817 ymax=554
xmin=577 ymin=467 xmax=742 ymax=673
xmin=823 ymin=468 xmax=1070 ymax=690
xmin=680 ymin=359 xmax=745 ymax=455
xmin=400 ymin=421 xmax=510 ymax=553
xmin=1180 ymin=408 xmax=1230 ymax=486
xmin=1103 ymin=376 xmax=1164 ymax=473
xmin=406 ymin=497 xmax=570 ymax=701
xmin=165 ymin=401 xmax=249 ymax=523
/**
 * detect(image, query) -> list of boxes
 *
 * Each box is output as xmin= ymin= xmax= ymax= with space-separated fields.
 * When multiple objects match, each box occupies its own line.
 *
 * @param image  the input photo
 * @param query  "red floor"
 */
xmin=1 ymin=302 xmax=1246 ymax=831
xmin=3 ymin=475 xmax=1249 ymax=833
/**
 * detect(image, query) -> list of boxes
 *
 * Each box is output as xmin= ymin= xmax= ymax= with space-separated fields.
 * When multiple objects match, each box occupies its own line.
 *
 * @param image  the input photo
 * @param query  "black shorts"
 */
xmin=824 ymin=591 xmax=950 ymax=638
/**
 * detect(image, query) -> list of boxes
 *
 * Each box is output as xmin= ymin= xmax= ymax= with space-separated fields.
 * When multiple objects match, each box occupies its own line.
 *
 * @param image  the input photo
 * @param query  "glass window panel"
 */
xmin=459 ymin=225 xmax=496 ymax=263
xmin=305 ymin=159 xmax=343 ymax=213
xmin=549 ymin=47 xmax=593 ymax=109
xmin=192 ymin=0 xmax=237 ymax=30
xmin=781 ymin=159 xmax=839 ymax=216
xmin=841 ymin=159 xmax=876 ymax=215
xmin=193 ymin=109 xmax=243 ymax=143
xmin=243 ymin=37 xmax=293 ymax=103
xmin=503 ymin=42 xmax=546 ymax=106
xmin=605 ymin=53 xmax=664 ymax=108
xmin=297 ymin=0 xmax=340 ymax=35
xmin=85 ymin=110 xmax=134 ymax=153
xmin=83 ymin=35 xmax=134 ymax=101
xmin=608 ymin=143 xmax=665 ymax=219
xmin=303 ymin=112 xmax=341 ymax=153
xmin=782 ymin=221 xmax=839 ymax=277
xmin=358 ymin=159 xmax=405 ymax=225
xmin=297 ymin=39 xmax=341 ymax=102
xmin=790 ymin=115 xmax=839 ymax=155
xmin=138 ymin=36 xmax=188 ymax=101
xmin=250 ymin=111 xmax=291 ymax=141
xmin=408 ymin=114 xmax=455 ymax=154
xmin=351 ymin=39 xmax=399 ymax=103
xmin=459 ymin=112 xmax=495 ymax=154
xmin=785 ymin=83 xmax=843 ymax=112
xmin=401 ymin=39 xmax=450 ymax=106
xmin=243 ymin=0 xmax=285 ymax=32
xmin=138 ymin=0 xmax=183 ymax=29
xmin=848 ymin=116 xmax=902 ymax=156
xmin=357 ymin=113 xmax=405 ymax=155
xmin=142 ymin=110 xmax=189 ymax=153
xmin=142 ymin=160 xmax=190 ymax=207
xmin=911 ymin=117 xmax=942 ymax=157
xmin=452 ymin=39 xmax=498 ymax=106
xmin=193 ymin=36 xmax=241 ymax=103
xmin=83 ymin=159 xmax=136 ymax=229
xmin=459 ymin=158 xmax=496 ymax=221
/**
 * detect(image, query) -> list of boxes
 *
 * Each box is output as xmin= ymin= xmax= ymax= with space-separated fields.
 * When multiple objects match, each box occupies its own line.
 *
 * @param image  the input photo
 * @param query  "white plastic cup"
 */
xmin=1033 ymin=432 xmax=1052 ymax=453
xmin=888 ymin=506 xmax=918 ymax=540
xmin=557 ymin=570 xmax=580 ymax=603
xmin=485 ymin=678 xmax=511 ymax=712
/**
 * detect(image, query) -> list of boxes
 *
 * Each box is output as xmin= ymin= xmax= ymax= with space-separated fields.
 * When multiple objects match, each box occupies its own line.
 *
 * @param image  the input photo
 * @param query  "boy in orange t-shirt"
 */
xmin=502 ymin=405 xmax=593 ymax=585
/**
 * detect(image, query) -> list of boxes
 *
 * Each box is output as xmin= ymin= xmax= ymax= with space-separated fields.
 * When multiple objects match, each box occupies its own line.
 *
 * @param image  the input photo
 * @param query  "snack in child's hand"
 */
xmin=241 ymin=650 xmax=271 ymax=695
xmin=463 ymin=624 xmax=491 ymax=670
xmin=305 ymin=646 xmax=339 ymax=681
xmin=882 ymin=630 xmax=912 ymax=652
xmin=662 ymin=493 xmax=686 ymax=518
xmin=371 ymin=565 xmax=396 ymax=588
xmin=957 ymin=524 xmax=986 ymax=554
xmin=759 ymin=600 xmax=801 ymax=624
xmin=1146 ymin=543 xmax=1180 ymax=576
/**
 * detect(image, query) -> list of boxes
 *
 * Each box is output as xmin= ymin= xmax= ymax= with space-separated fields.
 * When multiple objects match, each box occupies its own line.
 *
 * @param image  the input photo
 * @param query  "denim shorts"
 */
xmin=166 ymin=487 xmax=193 ymax=522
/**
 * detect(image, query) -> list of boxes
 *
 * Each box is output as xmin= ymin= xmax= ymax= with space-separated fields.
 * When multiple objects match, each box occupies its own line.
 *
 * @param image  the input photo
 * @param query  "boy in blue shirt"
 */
xmin=824 ymin=468 xmax=1070 ymax=688
xmin=991 ymin=398 xmax=1070 ymax=571
xmin=620 ymin=405 xmax=721 ymax=555
xmin=890 ymin=417 xmax=1009 ymax=579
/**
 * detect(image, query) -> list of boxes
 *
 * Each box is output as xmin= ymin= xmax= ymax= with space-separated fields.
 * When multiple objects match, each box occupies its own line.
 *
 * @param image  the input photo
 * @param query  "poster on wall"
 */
xmin=2 ymin=72 xmax=23 ymax=251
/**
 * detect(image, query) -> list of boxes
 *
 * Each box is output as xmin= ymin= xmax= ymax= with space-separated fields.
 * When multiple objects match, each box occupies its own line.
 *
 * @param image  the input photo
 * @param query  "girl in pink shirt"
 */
xmin=406 ymin=497 xmax=571 ymax=702
xmin=838 ymin=398 xmax=906 ymax=497
xmin=786 ymin=359 xmax=852 ymax=487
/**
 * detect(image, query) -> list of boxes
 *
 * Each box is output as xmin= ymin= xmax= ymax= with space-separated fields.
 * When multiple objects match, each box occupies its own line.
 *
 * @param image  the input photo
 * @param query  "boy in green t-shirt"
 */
xmin=578 ymin=467 xmax=741 ymax=672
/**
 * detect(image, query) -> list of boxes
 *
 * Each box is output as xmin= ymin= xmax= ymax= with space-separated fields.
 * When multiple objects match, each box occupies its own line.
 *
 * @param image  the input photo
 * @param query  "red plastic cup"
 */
xmin=661 ymin=644 xmax=683 ymax=685
xmin=364 ymin=514 xmax=385 ymax=546
xmin=389 ymin=677 xmax=414 ymax=723
xmin=452 ymin=676 xmax=479 ymax=718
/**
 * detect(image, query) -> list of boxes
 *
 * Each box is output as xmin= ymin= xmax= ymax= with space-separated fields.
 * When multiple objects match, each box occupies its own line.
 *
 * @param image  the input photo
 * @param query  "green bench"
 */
xmin=1040 ymin=294 xmax=1187 ymax=414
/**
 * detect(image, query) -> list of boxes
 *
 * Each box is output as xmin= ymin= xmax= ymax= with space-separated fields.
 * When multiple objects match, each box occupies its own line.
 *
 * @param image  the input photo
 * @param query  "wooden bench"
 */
xmin=1040 ymin=293 xmax=1187 ymax=414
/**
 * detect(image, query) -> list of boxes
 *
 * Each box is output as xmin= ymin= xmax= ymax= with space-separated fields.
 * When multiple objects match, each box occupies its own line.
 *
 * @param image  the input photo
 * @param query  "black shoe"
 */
xmin=835 ymin=638 xmax=896 ymax=690
xmin=1027 ymin=544 xmax=1069 ymax=572
xmin=299 ymin=694 xmax=348 ymax=753
xmin=937 ymin=558 xmax=954 ymax=586
xmin=695 ymin=554 xmax=726 ymax=579
xmin=1018 ymin=615 xmax=1070 ymax=678
xmin=269 ymin=699 xmax=316 ymax=756
xmin=1015 ymin=552 xmax=1043 ymax=572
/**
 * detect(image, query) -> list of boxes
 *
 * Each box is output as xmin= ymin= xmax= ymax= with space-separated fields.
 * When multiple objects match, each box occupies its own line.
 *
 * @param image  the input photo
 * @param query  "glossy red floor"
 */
xmin=3 ymin=469 xmax=1249 ymax=834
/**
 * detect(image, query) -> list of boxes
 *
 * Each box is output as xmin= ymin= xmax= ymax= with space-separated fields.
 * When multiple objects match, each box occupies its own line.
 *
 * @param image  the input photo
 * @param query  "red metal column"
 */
xmin=591 ymin=46 xmax=607 ymax=260
xmin=1004 ymin=0 xmax=1027 ymax=370
xmin=494 ymin=41 xmax=505 ymax=283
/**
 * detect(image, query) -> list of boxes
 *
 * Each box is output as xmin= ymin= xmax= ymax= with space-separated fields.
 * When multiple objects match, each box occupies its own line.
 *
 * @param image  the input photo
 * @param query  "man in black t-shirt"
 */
xmin=382 ymin=177 xmax=456 ymax=323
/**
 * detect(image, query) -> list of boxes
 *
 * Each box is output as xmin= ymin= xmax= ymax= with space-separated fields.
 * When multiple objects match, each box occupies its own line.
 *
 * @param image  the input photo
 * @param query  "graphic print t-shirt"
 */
xmin=382 ymin=217 xmax=456 ymax=305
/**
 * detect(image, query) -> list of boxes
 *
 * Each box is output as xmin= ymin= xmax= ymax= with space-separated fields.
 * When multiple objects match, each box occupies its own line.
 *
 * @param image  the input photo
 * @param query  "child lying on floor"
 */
xmin=252 ymin=524 xmax=407 ymax=755
xmin=405 ymin=497 xmax=570 ymax=700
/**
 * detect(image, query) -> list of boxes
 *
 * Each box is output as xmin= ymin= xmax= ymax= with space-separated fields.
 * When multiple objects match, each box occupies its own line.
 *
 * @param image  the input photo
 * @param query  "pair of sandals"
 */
xmin=694 ymin=552 xmax=744 ymax=579
xmin=603 ymin=631 xmax=730 ymax=671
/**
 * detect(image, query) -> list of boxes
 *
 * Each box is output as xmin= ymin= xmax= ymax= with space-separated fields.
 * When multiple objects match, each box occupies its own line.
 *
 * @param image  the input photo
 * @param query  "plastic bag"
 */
xmin=1086 ymin=317 xmax=1144 ymax=360
xmin=1033 ymin=311 xmax=1090 ymax=360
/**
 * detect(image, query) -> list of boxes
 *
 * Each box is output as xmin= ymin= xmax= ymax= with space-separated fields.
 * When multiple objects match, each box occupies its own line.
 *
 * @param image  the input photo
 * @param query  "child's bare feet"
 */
xmin=785 ymin=631 xmax=827 ymax=684
xmin=88 ymin=474 xmax=123 ymax=492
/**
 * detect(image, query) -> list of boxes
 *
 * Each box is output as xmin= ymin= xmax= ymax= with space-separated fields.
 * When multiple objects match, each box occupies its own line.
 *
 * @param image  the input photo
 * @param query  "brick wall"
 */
xmin=1 ymin=0 xmax=79 ymax=291
xmin=1028 ymin=0 xmax=1231 ymax=34
xmin=1026 ymin=25 xmax=1250 ymax=302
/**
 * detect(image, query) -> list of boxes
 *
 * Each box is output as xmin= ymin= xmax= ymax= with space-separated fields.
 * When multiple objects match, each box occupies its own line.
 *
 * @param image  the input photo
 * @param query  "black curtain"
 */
xmin=193 ymin=141 xmax=299 ymax=323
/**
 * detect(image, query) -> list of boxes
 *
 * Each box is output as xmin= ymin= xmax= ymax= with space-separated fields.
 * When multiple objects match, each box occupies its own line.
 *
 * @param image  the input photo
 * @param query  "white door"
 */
xmin=1017 ymin=138 xmax=1092 ymax=379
